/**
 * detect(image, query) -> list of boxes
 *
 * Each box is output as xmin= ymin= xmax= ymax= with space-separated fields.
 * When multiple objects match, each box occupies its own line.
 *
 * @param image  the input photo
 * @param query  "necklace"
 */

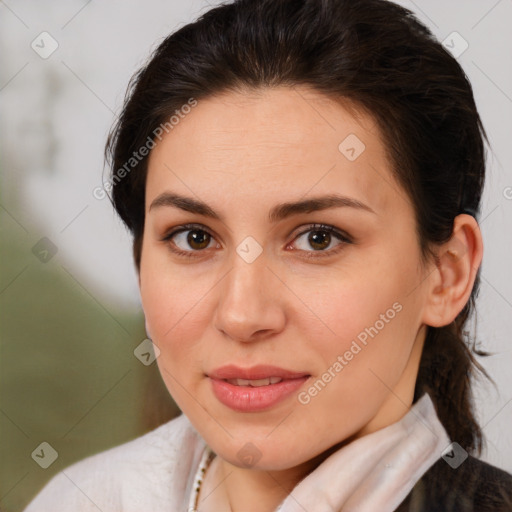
xmin=188 ymin=445 xmax=216 ymax=512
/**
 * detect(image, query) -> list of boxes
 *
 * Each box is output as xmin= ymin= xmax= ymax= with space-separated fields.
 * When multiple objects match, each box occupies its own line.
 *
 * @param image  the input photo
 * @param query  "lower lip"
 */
xmin=209 ymin=376 xmax=310 ymax=412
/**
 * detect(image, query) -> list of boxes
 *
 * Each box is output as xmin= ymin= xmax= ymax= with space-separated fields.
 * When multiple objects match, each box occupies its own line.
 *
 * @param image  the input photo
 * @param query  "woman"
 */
xmin=24 ymin=0 xmax=512 ymax=510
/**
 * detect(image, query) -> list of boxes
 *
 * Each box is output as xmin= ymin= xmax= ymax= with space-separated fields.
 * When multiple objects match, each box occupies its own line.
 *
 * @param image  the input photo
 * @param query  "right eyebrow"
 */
xmin=149 ymin=192 xmax=220 ymax=219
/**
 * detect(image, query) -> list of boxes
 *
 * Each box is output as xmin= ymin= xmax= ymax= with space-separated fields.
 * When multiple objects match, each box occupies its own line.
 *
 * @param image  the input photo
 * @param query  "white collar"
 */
xmin=188 ymin=392 xmax=450 ymax=512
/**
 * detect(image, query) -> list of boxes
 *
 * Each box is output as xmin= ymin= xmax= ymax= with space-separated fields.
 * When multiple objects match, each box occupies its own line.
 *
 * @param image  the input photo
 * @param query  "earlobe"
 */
xmin=421 ymin=214 xmax=483 ymax=328
xmin=144 ymin=318 xmax=153 ymax=340
xmin=137 ymin=271 xmax=151 ymax=337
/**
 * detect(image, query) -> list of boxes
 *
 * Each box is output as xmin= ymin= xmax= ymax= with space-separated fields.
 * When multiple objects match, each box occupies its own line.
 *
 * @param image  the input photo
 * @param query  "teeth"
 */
xmin=226 ymin=377 xmax=283 ymax=386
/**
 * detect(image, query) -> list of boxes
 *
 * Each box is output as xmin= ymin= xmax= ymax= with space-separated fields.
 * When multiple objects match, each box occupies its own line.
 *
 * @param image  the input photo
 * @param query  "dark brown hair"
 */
xmin=105 ymin=0 xmax=493 ymax=454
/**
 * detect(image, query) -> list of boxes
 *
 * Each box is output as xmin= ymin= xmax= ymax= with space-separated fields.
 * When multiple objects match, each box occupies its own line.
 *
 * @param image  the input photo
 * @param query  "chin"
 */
xmin=213 ymin=442 xmax=307 ymax=472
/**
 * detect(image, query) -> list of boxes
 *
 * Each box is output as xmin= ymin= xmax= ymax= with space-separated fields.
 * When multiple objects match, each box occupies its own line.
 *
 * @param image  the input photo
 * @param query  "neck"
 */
xmin=199 ymin=441 xmax=347 ymax=512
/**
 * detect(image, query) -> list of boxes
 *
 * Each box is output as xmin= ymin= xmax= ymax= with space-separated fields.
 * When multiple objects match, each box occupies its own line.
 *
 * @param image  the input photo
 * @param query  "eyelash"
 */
xmin=161 ymin=223 xmax=353 ymax=260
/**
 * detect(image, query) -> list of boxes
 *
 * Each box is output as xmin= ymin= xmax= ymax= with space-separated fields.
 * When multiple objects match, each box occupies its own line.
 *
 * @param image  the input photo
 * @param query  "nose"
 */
xmin=213 ymin=251 xmax=286 ymax=343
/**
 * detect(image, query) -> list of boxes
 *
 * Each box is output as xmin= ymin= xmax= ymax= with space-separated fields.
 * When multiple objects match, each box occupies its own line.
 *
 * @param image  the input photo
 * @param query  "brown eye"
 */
xmin=307 ymin=230 xmax=332 ymax=250
xmin=163 ymin=224 xmax=217 ymax=255
xmin=292 ymin=224 xmax=351 ymax=254
xmin=186 ymin=229 xmax=211 ymax=250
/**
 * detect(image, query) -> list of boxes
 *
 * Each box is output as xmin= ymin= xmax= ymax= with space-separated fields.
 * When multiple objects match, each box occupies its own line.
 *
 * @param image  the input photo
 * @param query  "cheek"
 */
xmin=295 ymin=261 xmax=419 ymax=377
xmin=139 ymin=255 xmax=210 ymax=365
xmin=141 ymin=279 xmax=208 ymax=347
xmin=140 ymin=237 xmax=210 ymax=331
xmin=290 ymin=278 xmax=418 ymax=435
xmin=140 ymin=269 xmax=211 ymax=409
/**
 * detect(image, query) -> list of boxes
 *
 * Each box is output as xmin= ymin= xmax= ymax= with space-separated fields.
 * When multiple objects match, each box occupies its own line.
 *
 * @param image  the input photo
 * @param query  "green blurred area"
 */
xmin=0 ymin=206 xmax=179 ymax=512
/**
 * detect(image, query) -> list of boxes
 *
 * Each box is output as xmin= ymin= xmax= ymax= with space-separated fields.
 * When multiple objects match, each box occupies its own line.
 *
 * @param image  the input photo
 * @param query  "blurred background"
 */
xmin=1 ymin=1 xmax=511 ymax=511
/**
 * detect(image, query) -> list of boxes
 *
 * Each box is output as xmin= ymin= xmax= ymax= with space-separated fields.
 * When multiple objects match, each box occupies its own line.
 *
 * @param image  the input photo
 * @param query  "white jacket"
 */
xmin=23 ymin=393 xmax=450 ymax=512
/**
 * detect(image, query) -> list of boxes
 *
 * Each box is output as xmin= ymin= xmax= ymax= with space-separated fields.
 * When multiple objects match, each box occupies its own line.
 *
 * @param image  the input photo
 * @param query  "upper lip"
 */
xmin=208 ymin=364 xmax=310 ymax=380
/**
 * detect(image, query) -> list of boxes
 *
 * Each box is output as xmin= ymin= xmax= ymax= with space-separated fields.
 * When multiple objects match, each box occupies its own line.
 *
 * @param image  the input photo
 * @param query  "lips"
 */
xmin=207 ymin=364 xmax=311 ymax=412
xmin=208 ymin=364 xmax=310 ymax=381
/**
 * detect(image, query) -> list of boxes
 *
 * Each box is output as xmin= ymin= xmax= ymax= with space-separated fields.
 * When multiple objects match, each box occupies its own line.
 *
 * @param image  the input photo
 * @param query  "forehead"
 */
xmin=145 ymin=86 xmax=403 ymax=217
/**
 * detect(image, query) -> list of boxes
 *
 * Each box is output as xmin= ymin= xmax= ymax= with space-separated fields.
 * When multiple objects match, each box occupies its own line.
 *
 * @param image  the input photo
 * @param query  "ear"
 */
xmin=421 ymin=214 xmax=483 ymax=327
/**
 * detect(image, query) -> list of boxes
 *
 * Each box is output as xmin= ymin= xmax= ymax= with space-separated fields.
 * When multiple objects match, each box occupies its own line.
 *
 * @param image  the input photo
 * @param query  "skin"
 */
xmin=138 ymin=85 xmax=483 ymax=511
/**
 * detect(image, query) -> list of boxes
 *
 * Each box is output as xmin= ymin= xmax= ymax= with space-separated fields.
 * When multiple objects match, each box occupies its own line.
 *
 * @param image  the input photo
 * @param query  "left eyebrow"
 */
xmin=268 ymin=194 xmax=376 ymax=222
xmin=148 ymin=192 xmax=376 ymax=222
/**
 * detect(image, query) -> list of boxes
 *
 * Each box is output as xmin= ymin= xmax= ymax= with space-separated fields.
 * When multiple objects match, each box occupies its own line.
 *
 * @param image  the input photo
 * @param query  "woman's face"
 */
xmin=140 ymin=86 xmax=434 ymax=471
